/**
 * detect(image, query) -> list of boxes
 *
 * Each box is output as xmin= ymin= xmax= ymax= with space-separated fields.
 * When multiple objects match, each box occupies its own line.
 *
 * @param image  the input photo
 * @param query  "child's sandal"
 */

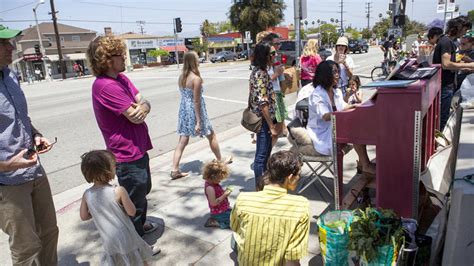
xmin=204 ymin=218 xmax=220 ymax=228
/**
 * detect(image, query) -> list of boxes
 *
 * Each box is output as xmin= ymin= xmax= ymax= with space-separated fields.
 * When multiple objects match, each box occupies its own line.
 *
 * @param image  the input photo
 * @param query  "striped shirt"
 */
xmin=230 ymin=186 xmax=310 ymax=266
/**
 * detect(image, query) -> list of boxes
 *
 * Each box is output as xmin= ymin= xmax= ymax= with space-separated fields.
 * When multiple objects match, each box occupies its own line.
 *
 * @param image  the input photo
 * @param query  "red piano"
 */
xmin=331 ymin=67 xmax=441 ymax=218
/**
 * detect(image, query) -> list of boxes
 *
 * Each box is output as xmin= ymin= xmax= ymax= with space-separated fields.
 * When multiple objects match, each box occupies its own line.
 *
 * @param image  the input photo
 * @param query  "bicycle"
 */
xmin=370 ymin=59 xmax=390 ymax=81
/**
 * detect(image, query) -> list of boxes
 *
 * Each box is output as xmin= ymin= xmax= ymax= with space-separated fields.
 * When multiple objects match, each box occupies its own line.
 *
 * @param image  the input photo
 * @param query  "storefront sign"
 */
xmin=127 ymin=39 xmax=158 ymax=49
xmin=23 ymin=54 xmax=42 ymax=61
xmin=157 ymin=39 xmax=184 ymax=47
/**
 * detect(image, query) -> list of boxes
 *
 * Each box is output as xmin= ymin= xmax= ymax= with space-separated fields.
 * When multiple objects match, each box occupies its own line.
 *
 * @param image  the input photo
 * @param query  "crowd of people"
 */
xmin=1 ymin=15 xmax=473 ymax=265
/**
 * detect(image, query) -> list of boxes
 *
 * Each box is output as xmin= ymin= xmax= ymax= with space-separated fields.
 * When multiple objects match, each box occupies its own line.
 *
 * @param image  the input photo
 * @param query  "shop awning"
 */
xmin=46 ymin=53 xmax=87 ymax=61
xmin=160 ymin=45 xmax=188 ymax=52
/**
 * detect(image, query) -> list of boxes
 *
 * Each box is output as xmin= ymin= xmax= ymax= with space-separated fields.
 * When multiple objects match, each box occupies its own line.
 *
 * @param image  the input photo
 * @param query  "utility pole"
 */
xmin=365 ymin=2 xmax=372 ymax=29
xmin=137 ymin=21 xmax=145 ymax=35
xmin=49 ymin=0 xmax=66 ymax=80
xmin=294 ymin=0 xmax=301 ymax=62
xmin=339 ymin=0 xmax=344 ymax=34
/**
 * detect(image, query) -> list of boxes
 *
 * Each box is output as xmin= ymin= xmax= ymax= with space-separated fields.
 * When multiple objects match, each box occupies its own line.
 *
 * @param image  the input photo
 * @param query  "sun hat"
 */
xmin=335 ymin=36 xmax=348 ymax=47
xmin=0 ymin=25 xmax=21 ymax=39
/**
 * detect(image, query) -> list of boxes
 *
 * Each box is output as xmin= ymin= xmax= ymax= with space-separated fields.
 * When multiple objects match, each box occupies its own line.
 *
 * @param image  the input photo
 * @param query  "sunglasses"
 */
xmin=25 ymin=137 xmax=58 ymax=158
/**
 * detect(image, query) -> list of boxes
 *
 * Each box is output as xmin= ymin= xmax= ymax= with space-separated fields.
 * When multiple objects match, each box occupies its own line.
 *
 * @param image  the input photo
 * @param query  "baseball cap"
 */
xmin=0 ymin=25 xmax=21 ymax=39
xmin=463 ymin=30 xmax=473 ymax=39
xmin=336 ymin=36 xmax=348 ymax=47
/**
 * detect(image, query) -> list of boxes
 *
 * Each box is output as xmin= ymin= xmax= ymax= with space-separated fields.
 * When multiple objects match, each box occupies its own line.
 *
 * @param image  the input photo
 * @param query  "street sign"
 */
xmin=388 ymin=27 xmax=403 ymax=39
xmin=245 ymin=31 xmax=251 ymax=40
xmin=244 ymin=38 xmax=253 ymax=44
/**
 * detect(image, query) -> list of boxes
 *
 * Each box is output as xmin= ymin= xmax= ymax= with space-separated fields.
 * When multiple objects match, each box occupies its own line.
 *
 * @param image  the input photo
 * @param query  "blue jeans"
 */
xmin=115 ymin=153 xmax=152 ymax=236
xmin=254 ymin=121 xmax=272 ymax=190
xmin=440 ymin=86 xmax=454 ymax=131
xmin=211 ymin=209 xmax=231 ymax=229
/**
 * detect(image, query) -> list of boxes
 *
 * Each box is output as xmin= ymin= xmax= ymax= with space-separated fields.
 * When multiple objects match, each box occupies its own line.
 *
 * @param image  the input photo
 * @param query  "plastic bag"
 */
xmin=459 ymin=73 xmax=474 ymax=109
xmin=318 ymin=211 xmax=353 ymax=266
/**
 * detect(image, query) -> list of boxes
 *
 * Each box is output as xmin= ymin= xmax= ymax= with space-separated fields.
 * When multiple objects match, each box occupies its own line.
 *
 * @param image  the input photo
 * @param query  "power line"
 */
xmin=77 ymin=0 xmax=225 ymax=13
xmin=1 ymin=18 xmax=201 ymax=25
xmin=0 ymin=1 xmax=36 ymax=14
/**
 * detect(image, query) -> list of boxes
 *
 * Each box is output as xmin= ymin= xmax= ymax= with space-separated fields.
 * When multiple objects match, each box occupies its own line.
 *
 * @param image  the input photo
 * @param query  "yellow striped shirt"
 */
xmin=230 ymin=186 xmax=310 ymax=266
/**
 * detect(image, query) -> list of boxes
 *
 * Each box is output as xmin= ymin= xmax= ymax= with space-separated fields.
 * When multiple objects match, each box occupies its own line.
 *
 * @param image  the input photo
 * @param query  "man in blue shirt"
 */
xmin=0 ymin=25 xmax=58 ymax=265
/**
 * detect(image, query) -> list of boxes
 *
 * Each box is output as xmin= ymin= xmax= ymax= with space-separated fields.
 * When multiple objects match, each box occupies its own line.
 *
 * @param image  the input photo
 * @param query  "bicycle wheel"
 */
xmin=371 ymin=67 xmax=387 ymax=81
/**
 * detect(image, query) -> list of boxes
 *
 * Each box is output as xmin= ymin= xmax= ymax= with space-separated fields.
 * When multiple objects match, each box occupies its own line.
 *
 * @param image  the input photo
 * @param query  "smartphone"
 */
xmin=225 ymin=186 xmax=234 ymax=193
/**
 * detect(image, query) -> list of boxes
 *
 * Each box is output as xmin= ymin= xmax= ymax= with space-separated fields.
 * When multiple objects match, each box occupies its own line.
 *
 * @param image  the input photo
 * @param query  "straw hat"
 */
xmin=335 ymin=36 xmax=348 ymax=47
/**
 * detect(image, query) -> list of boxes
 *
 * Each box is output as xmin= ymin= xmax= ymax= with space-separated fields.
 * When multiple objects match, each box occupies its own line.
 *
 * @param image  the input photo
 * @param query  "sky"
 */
xmin=1 ymin=0 xmax=473 ymax=38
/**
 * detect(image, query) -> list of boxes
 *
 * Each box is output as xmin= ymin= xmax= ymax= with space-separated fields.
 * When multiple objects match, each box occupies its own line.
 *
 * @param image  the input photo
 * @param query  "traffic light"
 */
xmin=175 ymin=18 xmax=182 ymax=33
xmin=34 ymin=44 xmax=41 ymax=55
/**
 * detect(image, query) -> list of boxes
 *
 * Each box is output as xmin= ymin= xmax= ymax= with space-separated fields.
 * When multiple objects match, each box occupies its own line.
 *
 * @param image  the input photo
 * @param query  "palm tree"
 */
xmin=200 ymin=20 xmax=214 ymax=60
xmin=229 ymin=0 xmax=286 ymax=43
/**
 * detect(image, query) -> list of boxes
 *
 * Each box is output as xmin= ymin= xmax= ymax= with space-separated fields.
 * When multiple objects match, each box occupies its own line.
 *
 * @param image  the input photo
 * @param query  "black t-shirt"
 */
xmin=432 ymin=35 xmax=456 ymax=87
xmin=382 ymin=40 xmax=393 ymax=58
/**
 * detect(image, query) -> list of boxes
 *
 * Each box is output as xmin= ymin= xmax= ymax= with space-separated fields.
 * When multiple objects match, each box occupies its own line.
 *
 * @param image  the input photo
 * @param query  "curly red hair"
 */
xmin=86 ymin=36 xmax=126 ymax=76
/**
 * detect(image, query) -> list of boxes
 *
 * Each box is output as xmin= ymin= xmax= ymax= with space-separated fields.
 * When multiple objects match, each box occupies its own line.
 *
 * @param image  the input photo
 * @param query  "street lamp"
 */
xmin=33 ymin=0 xmax=50 ymax=81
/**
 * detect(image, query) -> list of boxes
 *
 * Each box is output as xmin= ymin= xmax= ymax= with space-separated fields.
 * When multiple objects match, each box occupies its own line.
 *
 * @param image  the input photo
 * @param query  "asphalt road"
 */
xmin=20 ymin=48 xmax=383 ymax=195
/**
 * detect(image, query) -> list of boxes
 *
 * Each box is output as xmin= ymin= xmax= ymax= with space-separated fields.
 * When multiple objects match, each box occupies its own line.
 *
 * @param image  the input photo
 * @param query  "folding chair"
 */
xmin=287 ymin=118 xmax=335 ymax=197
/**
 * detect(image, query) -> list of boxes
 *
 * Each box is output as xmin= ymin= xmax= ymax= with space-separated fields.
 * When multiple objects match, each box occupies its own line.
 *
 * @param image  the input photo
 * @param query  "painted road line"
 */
xmin=203 ymin=95 xmax=247 ymax=105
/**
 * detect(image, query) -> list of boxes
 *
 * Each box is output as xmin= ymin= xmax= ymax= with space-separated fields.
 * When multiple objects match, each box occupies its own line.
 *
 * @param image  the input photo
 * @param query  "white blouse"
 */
xmin=306 ymin=85 xmax=346 ymax=155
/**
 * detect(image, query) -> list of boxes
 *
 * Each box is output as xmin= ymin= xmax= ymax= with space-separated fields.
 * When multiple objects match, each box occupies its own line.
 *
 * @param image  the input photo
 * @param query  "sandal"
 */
xmin=204 ymin=218 xmax=220 ymax=228
xmin=170 ymin=171 xmax=188 ymax=180
xmin=150 ymin=245 xmax=161 ymax=256
xmin=223 ymin=155 xmax=233 ymax=164
xmin=143 ymin=221 xmax=159 ymax=234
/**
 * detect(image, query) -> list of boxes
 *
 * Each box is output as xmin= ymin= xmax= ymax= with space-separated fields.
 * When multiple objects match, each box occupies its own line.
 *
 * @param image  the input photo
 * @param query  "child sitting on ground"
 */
xmin=203 ymin=160 xmax=232 ymax=229
xmin=344 ymin=75 xmax=363 ymax=105
xmin=230 ymin=151 xmax=310 ymax=265
xmin=79 ymin=150 xmax=160 ymax=265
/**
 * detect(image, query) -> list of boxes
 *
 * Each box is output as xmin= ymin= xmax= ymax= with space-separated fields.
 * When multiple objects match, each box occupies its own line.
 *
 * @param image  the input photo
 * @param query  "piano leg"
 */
xmin=333 ymin=144 xmax=345 ymax=210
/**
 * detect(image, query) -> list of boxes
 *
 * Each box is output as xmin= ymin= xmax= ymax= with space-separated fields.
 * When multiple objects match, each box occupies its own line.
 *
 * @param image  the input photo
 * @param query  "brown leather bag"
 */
xmin=241 ymin=94 xmax=262 ymax=133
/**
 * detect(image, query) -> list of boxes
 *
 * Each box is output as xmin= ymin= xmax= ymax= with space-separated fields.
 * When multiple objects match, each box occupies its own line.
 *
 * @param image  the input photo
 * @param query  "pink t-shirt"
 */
xmin=300 ymin=55 xmax=322 ymax=81
xmin=205 ymin=181 xmax=230 ymax=215
xmin=92 ymin=73 xmax=153 ymax=163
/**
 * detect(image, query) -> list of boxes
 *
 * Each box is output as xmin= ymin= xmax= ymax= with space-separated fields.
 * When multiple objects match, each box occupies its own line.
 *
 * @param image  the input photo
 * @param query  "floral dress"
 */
xmin=177 ymin=87 xmax=213 ymax=137
xmin=248 ymin=68 xmax=276 ymax=122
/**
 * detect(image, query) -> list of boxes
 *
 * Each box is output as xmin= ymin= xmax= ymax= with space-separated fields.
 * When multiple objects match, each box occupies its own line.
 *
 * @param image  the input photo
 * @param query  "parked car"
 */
xmin=237 ymin=50 xmax=251 ymax=60
xmin=210 ymin=51 xmax=237 ymax=63
xmin=348 ymin=39 xmax=369 ymax=53
xmin=318 ymin=47 xmax=332 ymax=61
xmin=277 ymin=40 xmax=306 ymax=66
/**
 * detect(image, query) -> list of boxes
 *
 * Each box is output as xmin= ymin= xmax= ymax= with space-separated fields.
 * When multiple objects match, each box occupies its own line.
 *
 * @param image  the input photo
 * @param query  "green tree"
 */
xmin=319 ymin=23 xmax=337 ymax=46
xmin=229 ymin=0 xmax=286 ymax=42
xmin=372 ymin=17 xmax=391 ymax=38
xmin=468 ymin=10 xmax=474 ymax=23
xmin=147 ymin=49 xmax=169 ymax=58
xmin=361 ymin=28 xmax=372 ymax=39
xmin=345 ymin=27 xmax=361 ymax=39
xmin=404 ymin=18 xmax=426 ymax=37
xmin=147 ymin=49 xmax=170 ymax=63
xmin=200 ymin=20 xmax=214 ymax=60
xmin=214 ymin=20 xmax=234 ymax=33
xmin=191 ymin=38 xmax=208 ymax=56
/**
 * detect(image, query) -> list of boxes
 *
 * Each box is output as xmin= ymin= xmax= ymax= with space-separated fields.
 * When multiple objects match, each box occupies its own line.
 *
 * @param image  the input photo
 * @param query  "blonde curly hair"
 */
xmin=86 ymin=36 xmax=126 ymax=76
xmin=302 ymin=39 xmax=319 ymax=57
xmin=202 ymin=160 xmax=230 ymax=183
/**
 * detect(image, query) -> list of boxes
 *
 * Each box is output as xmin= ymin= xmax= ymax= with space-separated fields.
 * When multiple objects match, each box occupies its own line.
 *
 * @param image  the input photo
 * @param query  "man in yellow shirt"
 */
xmin=230 ymin=151 xmax=310 ymax=266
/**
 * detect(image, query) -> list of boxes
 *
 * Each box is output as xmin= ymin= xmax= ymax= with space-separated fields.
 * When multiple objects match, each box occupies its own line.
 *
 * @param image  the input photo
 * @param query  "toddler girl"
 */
xmin=344 ymin=75 xmax=363 ymax=105
xmin=203 ymin=160 xmax=232 ymax=229
xmin=79 ymin=150 xmax=160 ymax=265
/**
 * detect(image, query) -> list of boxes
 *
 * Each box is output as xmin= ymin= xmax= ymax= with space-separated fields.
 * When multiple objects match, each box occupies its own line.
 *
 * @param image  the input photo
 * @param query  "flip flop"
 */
xmin=204 ymin=218 xmax=220 ymax=228
xmin=170 ymin=171 xmax=188 ymax=180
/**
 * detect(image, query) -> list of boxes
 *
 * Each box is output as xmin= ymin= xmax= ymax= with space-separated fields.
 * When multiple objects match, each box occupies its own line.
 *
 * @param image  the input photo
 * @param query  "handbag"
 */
xmin=241 ymin=93 xmax=262 ymax=133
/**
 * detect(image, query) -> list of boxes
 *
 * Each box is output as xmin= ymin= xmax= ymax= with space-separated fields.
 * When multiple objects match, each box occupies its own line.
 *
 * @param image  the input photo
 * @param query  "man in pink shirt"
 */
xmin=86 ymin=36 xmax=157 ymax=236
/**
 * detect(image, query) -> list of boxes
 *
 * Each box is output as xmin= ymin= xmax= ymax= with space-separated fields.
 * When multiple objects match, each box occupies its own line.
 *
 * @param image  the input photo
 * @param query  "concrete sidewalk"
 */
xmin=5 ymin=107 xmax=472 ymax=265
xmin=0 ymin=114 xmax=365 ymax=265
